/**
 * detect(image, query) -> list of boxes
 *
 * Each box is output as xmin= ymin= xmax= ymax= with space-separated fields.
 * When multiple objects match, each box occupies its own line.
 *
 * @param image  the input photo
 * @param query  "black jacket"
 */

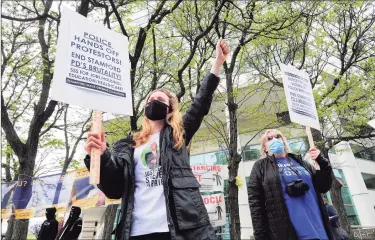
xmin=58 ymin=218 xmax=82 ymax=240
xmin=248 ymin=153 xmax=334 ymax=240
xmin=38 ymin=219 xmax=58 ymax=240
xmin=85 ymin=73 xmax=220 ymax=240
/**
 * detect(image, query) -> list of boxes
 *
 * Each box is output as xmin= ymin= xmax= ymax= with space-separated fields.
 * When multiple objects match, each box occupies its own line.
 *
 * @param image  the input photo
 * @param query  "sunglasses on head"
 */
xmin=267 ymin=134 xmax=282 ymax=141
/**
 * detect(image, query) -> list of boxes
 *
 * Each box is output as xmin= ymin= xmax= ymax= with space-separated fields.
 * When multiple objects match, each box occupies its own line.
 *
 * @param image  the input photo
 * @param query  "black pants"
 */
xmin=129 ymin=232 xmax=171 ymax=240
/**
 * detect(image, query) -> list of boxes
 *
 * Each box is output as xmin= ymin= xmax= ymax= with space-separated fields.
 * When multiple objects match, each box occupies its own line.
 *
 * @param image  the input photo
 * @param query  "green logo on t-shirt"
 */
xmin=140 ymin=141 xmax=159 ymax=169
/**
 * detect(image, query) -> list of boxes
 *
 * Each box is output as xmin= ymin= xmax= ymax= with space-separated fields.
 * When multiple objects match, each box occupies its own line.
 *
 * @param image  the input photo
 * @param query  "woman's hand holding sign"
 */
xmin=309 ymin=147 xmax=321 ymax=161
xmin=84 ymin=125 xmax=107 ymax=156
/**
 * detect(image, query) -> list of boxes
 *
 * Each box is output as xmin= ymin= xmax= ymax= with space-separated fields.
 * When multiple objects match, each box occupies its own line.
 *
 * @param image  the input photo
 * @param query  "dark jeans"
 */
xmin=129 ymin=232 xmax=171 ymax=240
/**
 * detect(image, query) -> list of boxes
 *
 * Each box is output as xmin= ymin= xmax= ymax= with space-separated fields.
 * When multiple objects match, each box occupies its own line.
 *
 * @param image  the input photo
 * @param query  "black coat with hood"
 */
xmin=38 ymin=207 xmax=59 ymax=240
xmin=84 ymin=73 xmax=220 ymax=240
xmin=58 ymin=206 xmax=82 ymax=240
xmin=248 ymin=153 xmax=334 ymax=240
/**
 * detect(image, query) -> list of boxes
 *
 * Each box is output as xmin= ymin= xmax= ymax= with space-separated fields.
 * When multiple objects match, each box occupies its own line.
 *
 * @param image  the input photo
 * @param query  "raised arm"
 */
xmin=183 ymin=40 xmax=230 ymax=145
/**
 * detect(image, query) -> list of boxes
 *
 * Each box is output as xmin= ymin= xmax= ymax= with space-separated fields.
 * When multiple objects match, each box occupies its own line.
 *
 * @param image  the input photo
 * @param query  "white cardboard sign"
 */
xmin=368 ymin=119 xmax=375 ymax=129
xmin=202 ymin=193 xmax=226 ymax=227
xmin=280 ymin=64 xmax=320 ymax=130
xmin=51 ymin=6 xmax=132 ymax=115
xmin=192 ymin=165 xmax=225 ymax=192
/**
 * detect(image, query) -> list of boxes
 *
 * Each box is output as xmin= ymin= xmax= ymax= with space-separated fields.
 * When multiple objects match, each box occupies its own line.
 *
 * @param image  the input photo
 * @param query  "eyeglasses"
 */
xmin=267 ymin=134 xmax=282 ymax=141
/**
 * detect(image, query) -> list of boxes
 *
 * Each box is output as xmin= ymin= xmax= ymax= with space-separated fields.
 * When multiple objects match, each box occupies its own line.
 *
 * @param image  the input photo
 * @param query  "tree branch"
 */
xmin=1 ymin=94 xmax=26 ymax=160
xmin=108 ymin=0 xmax=128 ymax=37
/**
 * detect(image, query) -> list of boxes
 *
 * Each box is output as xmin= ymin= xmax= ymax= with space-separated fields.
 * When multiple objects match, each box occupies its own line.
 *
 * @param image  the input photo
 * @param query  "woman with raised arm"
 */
xmin=84 ymin=40 xmax=230 ymax=240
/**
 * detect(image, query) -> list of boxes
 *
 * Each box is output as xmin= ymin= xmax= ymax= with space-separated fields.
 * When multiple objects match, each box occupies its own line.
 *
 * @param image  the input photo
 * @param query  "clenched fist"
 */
xmin=215 ymin=39 xmax=230 ymax=65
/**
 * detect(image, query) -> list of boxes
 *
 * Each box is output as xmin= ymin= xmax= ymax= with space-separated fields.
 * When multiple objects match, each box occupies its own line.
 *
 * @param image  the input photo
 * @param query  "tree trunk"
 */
xmin=5 ymin=150 xmax=12 ymax=182
xmin=330 ymin=173 xmax=352 ymax=238
xmin=11 ymin=219 xmax=29 ymax=240
xmin=312 ymin=129 xmax=353 ymax=238
xmin=10 ymin=157 xmax=35 ymax=240
xmin=129 ymin=66 xmax=138 ymax=131
xmin=101 ymin=204 xmax=119 ymax=239
xmin=130 ymin=116 xmax=138 ymax=131
xmin=4 ymin=215 xmax=15 ymax=240
xmin=226 ymin=72 xmax=241 ymax=240
xmin=228 ymin=154 xmax=241 ymax=240
xmin=78 ymin=0 xmax=90 ymax=17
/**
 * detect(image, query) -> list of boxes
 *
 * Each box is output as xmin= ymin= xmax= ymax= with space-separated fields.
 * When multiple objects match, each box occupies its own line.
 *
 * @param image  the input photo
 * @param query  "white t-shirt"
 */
xmin=130 ymin=133 xmax=169 ymax=236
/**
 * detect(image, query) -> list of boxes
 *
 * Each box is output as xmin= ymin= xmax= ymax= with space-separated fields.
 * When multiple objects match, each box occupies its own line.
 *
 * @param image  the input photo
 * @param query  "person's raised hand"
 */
xmin=215 ymin=39 xmax=230 ymax=65
xmin=84 ymin=123 xmax=106 ymax=156
xmin=309 ymin=147 xmax=321 ymax=161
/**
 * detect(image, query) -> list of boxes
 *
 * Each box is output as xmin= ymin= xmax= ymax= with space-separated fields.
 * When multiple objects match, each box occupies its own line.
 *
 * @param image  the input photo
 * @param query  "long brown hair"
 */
xmin=133 ymin=89 xmax=184 ymax=150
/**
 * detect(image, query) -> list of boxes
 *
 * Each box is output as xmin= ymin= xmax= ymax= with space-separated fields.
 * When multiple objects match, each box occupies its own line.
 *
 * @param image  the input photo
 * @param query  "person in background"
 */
xmin=323 ymin=198 xmax=349 ymax=240
xmin=248 ymin=129 xmax=333 ymax=240
xmin=38 ymin=207 xmax=59 ymax=240
xmin=84 ymin=39 xmax=230 ymax=240
xmin=58 ymin=206 xmax=82 ymax=240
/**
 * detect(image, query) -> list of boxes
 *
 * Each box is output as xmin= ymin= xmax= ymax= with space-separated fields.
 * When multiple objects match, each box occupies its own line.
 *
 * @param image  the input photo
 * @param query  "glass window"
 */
xmin=246 ymin=177 xmax=250 ymax=186
xmin=361 ymin=173 xmax=375 ymax=190
xmin=241 ymin=137 xmax=309 ymax=162
xmin=341 ymin=187 xmax=353 ymax=205
xmin=190 ymin=150 xmax=228 ymax=165
xmin=328 ymin=169 xmax=361 ymax=226
xmin=287 ymin=138 xmax=309 ymax=155
xmin=344 ymin=206 xmax=360 ymax=225
xmin=351 ymin=144 xmax=375 ymax=162
xmin=223 ymin=180 xmax=231 ymax=240
xmin=334 ymin=169 xmax=347 ymax=185
xmin=242 ymin=145 xmax=261 ymax=161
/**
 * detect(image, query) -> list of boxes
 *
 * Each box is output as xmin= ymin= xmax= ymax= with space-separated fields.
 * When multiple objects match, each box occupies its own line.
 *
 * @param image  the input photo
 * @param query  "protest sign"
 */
xmin=191 ymin=165 xmax=225 ymax=192
xmin=280 ymin=64 xmax=320 ymax=130
xmin=280 ymin=64 xmax=320 ymax=169
xmin=50 ymin=6 xmax=132 ymax=115
xmin=368 ymin=119 xmax=375 ymax=129
xmin=202 ymin=193 xmax=226 ymax=227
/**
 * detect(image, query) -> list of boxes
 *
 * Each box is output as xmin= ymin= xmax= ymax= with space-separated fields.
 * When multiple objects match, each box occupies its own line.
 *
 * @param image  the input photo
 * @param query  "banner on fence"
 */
xmin=2 ymin=166 xmax=226 ymax=219
xmin=0 ymin=168 xmax=121 ymax=219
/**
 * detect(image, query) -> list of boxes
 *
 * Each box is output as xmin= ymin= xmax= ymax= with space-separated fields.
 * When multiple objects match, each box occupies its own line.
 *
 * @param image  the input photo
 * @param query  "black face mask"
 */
xmin=145 ymin=100 xmax=170 ymax=121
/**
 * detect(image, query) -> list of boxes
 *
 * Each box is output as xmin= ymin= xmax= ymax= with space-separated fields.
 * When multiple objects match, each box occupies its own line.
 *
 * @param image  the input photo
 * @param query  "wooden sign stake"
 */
xmin=305 ymin=126 xmax=320 ymax=170
xmin=90 ymin=110 xmax=103 ymax=184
